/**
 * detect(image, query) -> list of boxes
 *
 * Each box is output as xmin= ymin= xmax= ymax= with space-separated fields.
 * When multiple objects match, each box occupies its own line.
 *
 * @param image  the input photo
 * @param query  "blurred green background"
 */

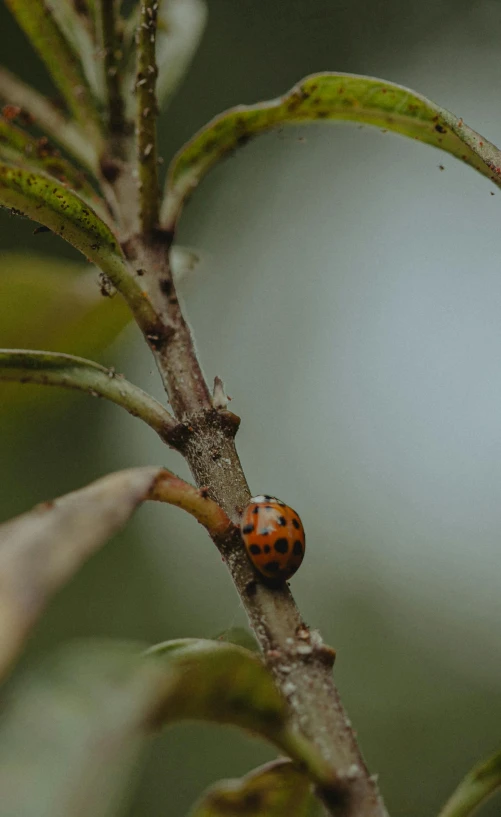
xmin=1 ymin=0 xmax=501 ymax=815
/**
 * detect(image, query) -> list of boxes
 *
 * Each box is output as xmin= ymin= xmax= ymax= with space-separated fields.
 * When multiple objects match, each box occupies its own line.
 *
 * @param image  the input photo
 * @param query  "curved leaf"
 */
xmin=189 ymin=760 xmax=315 ymax=817
xmin=45 ymin=0 xmax=104 ymax=103
xmin=0 ymin=639 xmax=336 ymax=816
xmin=162 ymin=72 xmax=501 ymax=226
xmin=4 ymin=0 xmax=102 ymax=143
xmin=146 ymin=638 xmax=289 ymax=741
xmin=0 ymin=113 xmax=105 ymax=213
xmin=146 ymin=639 xmax=334 ymax=789
xmin=0 ymin=469 xmax=232 ymax=679
xmin=0 ymin=468 xmax=162 ymax=679
xmin=0 ymin=349 xmax=177 ymax=443
xmin=0 ymin=163 xmax=158 ymax=328
xmin=438 ymin=749 xmax=501 ymax=817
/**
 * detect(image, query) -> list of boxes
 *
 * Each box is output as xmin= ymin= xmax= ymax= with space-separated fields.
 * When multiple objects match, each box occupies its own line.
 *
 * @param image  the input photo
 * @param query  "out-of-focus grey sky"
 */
xmin=1 ymin=1 xmax=500 ymax=816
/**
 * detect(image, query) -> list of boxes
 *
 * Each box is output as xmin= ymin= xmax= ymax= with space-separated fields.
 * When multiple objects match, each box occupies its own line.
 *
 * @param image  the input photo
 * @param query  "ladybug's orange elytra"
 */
xmin=240 ymin=495 xmax=305 ymax=582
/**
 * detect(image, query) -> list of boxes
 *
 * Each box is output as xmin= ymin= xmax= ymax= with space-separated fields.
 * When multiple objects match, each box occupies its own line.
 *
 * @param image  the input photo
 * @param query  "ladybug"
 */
xmin=240 ymin=495 xmax=305 ymax=582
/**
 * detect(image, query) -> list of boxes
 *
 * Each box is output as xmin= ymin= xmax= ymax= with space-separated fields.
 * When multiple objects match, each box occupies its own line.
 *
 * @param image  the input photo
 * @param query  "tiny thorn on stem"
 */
xmin=213 ymin=375 xmax=228 ymax=409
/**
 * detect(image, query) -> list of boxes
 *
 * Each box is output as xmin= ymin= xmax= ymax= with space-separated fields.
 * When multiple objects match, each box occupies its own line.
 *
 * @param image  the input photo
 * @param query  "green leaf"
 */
xmin=0 ymin=468 xmax=168 ymax=681
xmin=0 ymin=67 xmax=98 ymax=173
xmin=189 ymin=759 xmax=315 ymax=817
xmin=146 ymin=638 xmax=290 ymax=743
xmin=0 ymin=640 xmax=332 ymax=817
xmin=0 ymin=350 xmax=176 ymax=443
xmin=0 ymin=163 xmax=158 ymax=328
xmin=0 ymin=113 xmax=105 ymax=212
xmin=162 ymin=72 xmax=501 ymax=226
xmin=146 ymin=639 xmax=335 ymax=791
xmin=45 ymin=0 xmax=105 ymax=104
xmin=438 ymin=748 xmax=501 ymax=817
xmin=0 ymin=254 xmax=130 ymax=415
xmin=4 ymin=0 xmax=103 ymax=143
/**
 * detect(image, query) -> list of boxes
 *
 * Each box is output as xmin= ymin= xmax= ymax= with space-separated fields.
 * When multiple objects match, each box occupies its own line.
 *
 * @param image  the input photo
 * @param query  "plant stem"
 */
xmin=111 ymin=33 xmax=388 ymax=817
xmin=136 ymin=0 xmax=160 ymax=235
xmin=118 ymin=231 xmax=387 ymax=817
xmin=98 ymin=0 xmax=125 ymax=136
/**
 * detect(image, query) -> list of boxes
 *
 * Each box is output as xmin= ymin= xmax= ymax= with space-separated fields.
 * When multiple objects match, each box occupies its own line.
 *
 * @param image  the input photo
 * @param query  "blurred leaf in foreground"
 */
xmin=0 ymin=642 xmax=163 ymax=817
xmin=212 ymin=627 xmax=260 ymax=653
xmin=0 ymin=253 xmax=130 ymax=415
xmin=0 ymin=467 xmax=162 ymax=680
xmin=0 ymin=639 xmax=329 ymax=817
xmin=0 ymin=467 xmax=234 ymax=681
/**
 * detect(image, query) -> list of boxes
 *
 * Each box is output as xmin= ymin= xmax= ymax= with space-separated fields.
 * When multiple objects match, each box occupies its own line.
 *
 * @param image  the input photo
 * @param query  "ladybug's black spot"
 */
xmin=265 ymin=561 xmax=281 ymax=573
xmin=292 ymin=518 xmax=300 ymax=529
xmin=274 ymin=538 xmax=289 ymax=554
xmin=264 ymin=495 xmax=273 ymax=500
xmin=242 ymin=523 xmax=255 ymax=534
xmin=264 ymin=545 xmax=271 ymax=553
xmin=249 ymin=544 xmax=261 ymax=554
xmin=293 ymin=540 xmax=303 ymax=555
xmin=252 ymin=506 xmax=260 ymax=514
xmin=278 ymin=516 xmax=287 ymax=526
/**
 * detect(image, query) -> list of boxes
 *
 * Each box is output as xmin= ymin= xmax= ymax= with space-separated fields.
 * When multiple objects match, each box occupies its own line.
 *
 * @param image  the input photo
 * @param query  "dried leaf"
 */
xmin=0 ymin=467 xmax=161 ymax=678
xmin=0 ymin=469 xmax=233 ymax=679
